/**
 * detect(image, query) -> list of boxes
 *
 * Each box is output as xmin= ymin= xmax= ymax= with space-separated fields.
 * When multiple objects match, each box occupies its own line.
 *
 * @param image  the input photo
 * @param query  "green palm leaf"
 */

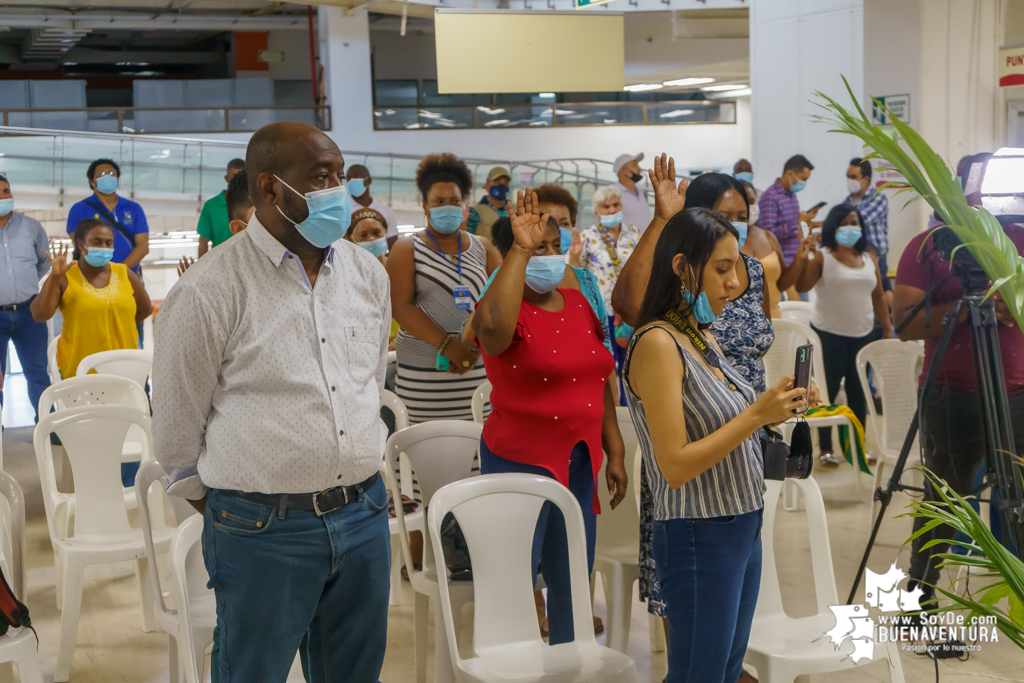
xmin=815 ymin=76 xmax=1024 ymax=328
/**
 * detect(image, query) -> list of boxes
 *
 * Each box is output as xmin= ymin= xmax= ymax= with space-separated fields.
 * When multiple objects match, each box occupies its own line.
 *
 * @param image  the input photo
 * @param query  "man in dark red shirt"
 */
xmin=894 ymin=221 xmax=1024 ymax=602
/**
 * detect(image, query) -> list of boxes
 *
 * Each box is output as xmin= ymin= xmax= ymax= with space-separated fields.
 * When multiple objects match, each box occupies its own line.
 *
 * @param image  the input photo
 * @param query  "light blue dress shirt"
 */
xmin=0 ymin=211 xmax=50 ymax=306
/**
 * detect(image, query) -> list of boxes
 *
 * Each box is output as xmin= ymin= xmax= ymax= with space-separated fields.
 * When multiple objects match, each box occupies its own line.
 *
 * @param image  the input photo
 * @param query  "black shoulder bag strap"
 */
xmin=83 ymin=199 xmax=136 ymax=248
xmin=661 ymin=308 xmax=721 ymax=369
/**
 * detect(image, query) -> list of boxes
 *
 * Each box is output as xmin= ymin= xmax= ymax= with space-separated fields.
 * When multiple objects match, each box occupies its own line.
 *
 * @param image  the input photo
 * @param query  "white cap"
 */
xmin=612 ymin=152 xmax=644 ymax=175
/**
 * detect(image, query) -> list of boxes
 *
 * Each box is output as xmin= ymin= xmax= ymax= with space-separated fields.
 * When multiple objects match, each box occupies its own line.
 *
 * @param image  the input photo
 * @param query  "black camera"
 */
xmin=761 ymin=423 xmax=813 ymax=481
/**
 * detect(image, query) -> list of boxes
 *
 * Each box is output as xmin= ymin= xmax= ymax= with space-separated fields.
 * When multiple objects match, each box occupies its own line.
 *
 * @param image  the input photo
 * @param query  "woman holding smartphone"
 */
xmin=623 ymin=199 xmax=807 ymax=682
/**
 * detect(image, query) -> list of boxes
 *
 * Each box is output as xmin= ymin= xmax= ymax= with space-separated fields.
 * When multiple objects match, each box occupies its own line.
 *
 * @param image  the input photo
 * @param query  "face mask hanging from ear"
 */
xmin=681 ymin=286 xmax=719 ymax=324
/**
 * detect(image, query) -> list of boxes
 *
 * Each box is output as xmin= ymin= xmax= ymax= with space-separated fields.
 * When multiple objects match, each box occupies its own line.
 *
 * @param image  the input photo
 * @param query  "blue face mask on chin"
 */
xmin=524 ymin=254 xmax=566 ymax=293
xmin=735 ymin=172 xmax=754 ymax=184
xmin=358 ymin=236 xmax=387 ymax=258
xmin=682 ymin=287 xmax=719 ymax=324
xmin=835 ymin=225 xmax=863 ymax=248
xmin=95 ymin=175 xmax=118 ymax=195
xmin=346 ymin=178 xmax=366 ymax=198
xmin=732 ymin=221 xmax=748 ymax=250
xmin=84 ymin=247 xmax=114 ymax=267
xmin=275 ymin=175 xmax=352 ymax=249
xmin=429 ymin=205 xmax=464 ymax=234
xmin=599 ymin=211 xmax=624 ymax=228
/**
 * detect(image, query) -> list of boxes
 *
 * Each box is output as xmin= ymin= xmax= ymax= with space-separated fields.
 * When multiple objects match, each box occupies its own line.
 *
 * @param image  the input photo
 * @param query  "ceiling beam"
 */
xmin=0 ymin=13 xmax=308 ymax=31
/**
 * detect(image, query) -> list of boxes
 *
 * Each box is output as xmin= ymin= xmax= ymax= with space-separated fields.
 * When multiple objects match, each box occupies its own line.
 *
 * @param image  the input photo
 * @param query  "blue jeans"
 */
xmin=653 ymin=509 xmax=763 ymax=683
xmin=479 ymin=438 xmax=596 ymax=645
xmin=0 ymin=305 xmax=51 ymax=423
xmin=202 ymin=478 xmax=391 ymax=683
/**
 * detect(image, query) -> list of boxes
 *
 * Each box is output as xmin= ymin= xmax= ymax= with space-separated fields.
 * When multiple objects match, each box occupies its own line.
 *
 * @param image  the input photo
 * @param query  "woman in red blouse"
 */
xmin=472 ymin=188 xmax=628 ymax=645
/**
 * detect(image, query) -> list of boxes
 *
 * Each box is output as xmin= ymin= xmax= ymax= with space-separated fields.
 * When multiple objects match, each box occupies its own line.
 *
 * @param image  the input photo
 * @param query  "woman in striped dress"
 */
xmin=387 ymin=152 xmax=501 ymax=423
xmin=623 ymin=204 xmax=807 ymax=683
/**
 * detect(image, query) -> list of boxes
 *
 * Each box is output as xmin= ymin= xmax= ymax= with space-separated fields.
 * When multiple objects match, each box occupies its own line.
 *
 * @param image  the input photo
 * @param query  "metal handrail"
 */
xmin=1 ymin=105 xmax=331 ymax=134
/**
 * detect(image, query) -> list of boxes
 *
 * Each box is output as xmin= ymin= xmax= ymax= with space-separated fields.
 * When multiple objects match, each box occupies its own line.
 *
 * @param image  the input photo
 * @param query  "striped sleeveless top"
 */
xmin=624 ymin=324 xmax=765 ymax=520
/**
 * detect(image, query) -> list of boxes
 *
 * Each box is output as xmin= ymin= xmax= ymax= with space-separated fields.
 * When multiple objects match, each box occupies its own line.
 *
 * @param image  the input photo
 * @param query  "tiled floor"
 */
xmin=3 ymin=422 xmax=1022 ymax=682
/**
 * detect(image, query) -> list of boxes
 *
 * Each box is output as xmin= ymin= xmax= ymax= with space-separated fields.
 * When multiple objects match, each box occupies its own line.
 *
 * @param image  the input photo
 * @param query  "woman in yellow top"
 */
xmin=32 ymin=218 xmax=152 ymax=379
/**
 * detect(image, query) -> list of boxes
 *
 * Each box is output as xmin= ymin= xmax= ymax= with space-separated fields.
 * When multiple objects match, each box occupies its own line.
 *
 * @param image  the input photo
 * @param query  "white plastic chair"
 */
xmin=34 ymin=404 xmax=173 ymax=682
xmin=379 ymin=390 xmax=423 ymax=606
xmin=471 ymin=381 xmax=492 ymax=424
xmin=429 ymin=474 xmax=639 ymax=683
xmin=856 ymin=340 xmax=924 ymax=521
xmin=593 ymin=407 xmax=640 ymax=654
xmin=171 ymin=515 xmax=217 ymax=683
xmin=0 ymin=471 xmax=43 ymax=683
xmin=385 ymin=420 xmax=481 ymax=683
xmin=765 ymin=319 xmax=865 ymax=503
xmin=76 ymin=348 xmax=153 ymax=468
xmin=745 ymin=478 xmax=905 ymax=683
xmin=47 ymin=335 xmax=60 ymax=384
xmin=136 ymin=460 xmax=215 ymax=683
xmin=778 ymin=300 xmax=813 ymax=328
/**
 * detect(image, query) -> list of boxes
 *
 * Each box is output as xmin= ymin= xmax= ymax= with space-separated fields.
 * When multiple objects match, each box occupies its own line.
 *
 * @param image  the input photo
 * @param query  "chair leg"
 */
xmin=433 ymin=599 xmax=455 ymax=683
xmin=389 ymin=534 xmax=404 ymax=606
xmin=648 ymin=614 xmax=666 ymax=653
xmin=54 ymin=559 xmax=85 ymax=682
xmin=135 ymin=557 xmax=157 ymax=633
xmin=190 ymin=636 xmax=208 ymax=683
xmin=168 ymin=634 xmax=182 ymax=683
xmin=885 ymin=639 xmax=906 ymax=683
xmin=414 ymin=591 xmax=428 ymax=683
xmin=607 ymin=570 xmax=634 ymax=654
xmin=54 ymin=552 xmax=63 ymax=609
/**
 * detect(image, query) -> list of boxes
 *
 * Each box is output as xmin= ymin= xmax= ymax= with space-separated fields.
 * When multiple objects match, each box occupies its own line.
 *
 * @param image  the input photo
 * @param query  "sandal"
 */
xmin=819 ymin=452 xmax=841 ymax=468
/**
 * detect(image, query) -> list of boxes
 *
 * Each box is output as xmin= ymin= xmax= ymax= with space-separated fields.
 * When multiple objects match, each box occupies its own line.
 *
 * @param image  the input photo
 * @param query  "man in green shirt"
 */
xmin=197 ymin=158 xmax=245 ymax=256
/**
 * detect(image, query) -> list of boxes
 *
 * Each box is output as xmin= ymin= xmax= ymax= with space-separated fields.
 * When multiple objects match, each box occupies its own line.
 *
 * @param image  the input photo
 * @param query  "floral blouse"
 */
xmin=579 ymin=223 xmax=642 ymax=310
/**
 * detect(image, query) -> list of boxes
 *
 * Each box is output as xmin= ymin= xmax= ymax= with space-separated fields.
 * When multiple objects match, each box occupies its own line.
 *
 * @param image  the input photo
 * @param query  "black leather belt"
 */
xmin=223 ymin=472 xmax=379 ymax=516
xmin=0 ymin=297 xmax=34 ymax=311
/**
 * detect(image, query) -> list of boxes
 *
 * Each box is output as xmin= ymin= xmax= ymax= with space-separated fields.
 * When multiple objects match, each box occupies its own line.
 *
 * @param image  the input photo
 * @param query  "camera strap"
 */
xmin=661 ymin=309 xmax=721 ymax=369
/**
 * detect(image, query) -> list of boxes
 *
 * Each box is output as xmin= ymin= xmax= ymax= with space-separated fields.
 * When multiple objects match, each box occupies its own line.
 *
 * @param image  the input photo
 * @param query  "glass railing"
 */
xmin=0 ymin=106 xmax=331 ymax=135
xmin=373 ymin=100 xmax=736 ymax=130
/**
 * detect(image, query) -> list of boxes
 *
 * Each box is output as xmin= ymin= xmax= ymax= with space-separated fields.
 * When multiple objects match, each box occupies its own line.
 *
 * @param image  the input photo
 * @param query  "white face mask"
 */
xmin=846 ymin=178 xmax=865 ymax=195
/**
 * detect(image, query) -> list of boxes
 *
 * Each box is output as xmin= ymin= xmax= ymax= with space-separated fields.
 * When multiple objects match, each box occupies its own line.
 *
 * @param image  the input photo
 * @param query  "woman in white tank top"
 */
xmin=795 ymin=204 xmax=893 ymax=467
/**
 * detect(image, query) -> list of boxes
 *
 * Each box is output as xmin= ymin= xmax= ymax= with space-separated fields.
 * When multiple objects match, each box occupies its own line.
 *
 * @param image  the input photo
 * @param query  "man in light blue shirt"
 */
xmin=0 ymin=174 xmax=52 ymax=421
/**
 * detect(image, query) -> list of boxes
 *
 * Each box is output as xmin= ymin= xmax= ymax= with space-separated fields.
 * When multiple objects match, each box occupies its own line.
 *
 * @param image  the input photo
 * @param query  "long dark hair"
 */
xmin=821 ymin=203 xmax=868 ymax=252
xmin=684 ymin=172 xmax=749 ymax=214
xmin=72 ymin=218 xmax=110 ymax=261
xmin=635 ymin=207 xmax=738 ymax=330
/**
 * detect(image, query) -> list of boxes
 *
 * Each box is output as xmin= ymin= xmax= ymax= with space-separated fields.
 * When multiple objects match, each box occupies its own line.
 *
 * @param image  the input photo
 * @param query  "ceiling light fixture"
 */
xmin=662 ymin=77 xmax=715 ymax=87
xmin=701 ymin=84 xmax=748 ymax=92
xmin=623 ymin=84 xmax=663 ymax=92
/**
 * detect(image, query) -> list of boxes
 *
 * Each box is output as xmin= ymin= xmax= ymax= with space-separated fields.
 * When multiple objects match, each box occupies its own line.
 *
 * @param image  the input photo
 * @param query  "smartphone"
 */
xmin=793 ymin=344 xmax=813 ymax=414
xmin=809 ymin=200 xmax=827 ymax=212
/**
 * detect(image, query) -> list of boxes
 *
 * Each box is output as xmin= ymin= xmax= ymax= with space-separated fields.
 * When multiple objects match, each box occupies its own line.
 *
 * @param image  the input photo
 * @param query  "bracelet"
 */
xmin=437 ymin=333 xmax=453 ymax=355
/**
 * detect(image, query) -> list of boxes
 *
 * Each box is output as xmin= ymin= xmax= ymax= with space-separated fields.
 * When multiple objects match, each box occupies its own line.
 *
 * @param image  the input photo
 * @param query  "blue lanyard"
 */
xmin=424 ymin=230 xmax=462 ymax=280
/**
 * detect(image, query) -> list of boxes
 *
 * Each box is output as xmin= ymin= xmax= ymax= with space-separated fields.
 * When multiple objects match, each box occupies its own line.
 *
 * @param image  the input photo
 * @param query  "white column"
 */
xmin=749 ymin=0 xmax=865 ymax=208
xmin=318 ymin=6 xmax=376 ymax=149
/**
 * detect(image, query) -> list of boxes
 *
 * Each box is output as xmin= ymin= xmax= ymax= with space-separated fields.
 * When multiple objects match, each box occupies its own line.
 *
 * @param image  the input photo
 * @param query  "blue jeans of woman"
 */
xmin=653 ymin=509 xmax=763 ymax=683
xmin=479 ymin=438 xmax=596 ymax=645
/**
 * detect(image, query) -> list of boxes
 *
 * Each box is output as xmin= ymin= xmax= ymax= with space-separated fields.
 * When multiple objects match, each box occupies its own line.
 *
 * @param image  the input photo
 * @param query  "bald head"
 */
xmin=246 ymin=122 xmax=343 ymax=204
xmin=346 ymin=164 xmax=370 ymax=181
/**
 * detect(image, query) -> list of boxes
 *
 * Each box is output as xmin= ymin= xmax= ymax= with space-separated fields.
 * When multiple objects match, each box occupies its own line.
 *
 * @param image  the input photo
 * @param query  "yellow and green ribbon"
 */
xmin=804 ymin=404 xmax=873 ymax=475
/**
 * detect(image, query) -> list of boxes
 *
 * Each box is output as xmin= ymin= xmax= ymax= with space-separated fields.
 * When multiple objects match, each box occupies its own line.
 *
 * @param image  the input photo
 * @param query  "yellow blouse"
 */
xmin=57 ymin=263 xmax=139 ymax=379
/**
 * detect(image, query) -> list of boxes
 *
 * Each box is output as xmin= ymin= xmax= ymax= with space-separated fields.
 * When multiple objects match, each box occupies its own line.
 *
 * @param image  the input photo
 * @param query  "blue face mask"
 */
xmin=275 ymin=175 xmax=352 ymax=249
xmin=835 ymin=226 xmax=863 ymax=248
xmin=559 ymin=227 xmax=572 ymax=255
xmin=732 ymin=221 xmax=748 ymax=250
xmin=790 ymin=180 xmax=806 ymax=193
xmin=599 ymin=211 xmax=624 ymax=228
xmin=0 ymin=199 xmax=13 ymax=217
xmin=95 ymin=175 xmax=118 ymax=195
xmin=358 ymin=236 xmax=387 ymax=258
xmin=83 ymin=246 xmax=114 ymax=267
xmin=682 ymin=287 xmax=719 ymax=324
xmin=347 ymin=178 xmax=366 ymax=198
xmin=429 ymin=205 xmax=464 ymax=234
xmin=735 ymin=172 xmax=754 ymax=184
xmin=489 ymin=184 xmax=510 ymax=202
xmin=524 ymin=254 xmax=566 ymax=293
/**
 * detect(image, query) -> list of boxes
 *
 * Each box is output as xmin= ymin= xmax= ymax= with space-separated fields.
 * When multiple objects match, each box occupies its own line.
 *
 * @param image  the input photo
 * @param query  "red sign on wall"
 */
xmin=236 ymin=32 xmax=270 ymax=72
xmin=999 ymin=45 xmax=1024 ymax=87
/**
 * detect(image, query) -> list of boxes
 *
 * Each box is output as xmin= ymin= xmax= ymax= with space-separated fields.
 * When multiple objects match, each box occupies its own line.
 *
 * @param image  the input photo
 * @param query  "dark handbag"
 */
xmin=0 ymin=567 xmax=34 ymax=640
xmin=760 ymin=421 xmax=813 ymax=480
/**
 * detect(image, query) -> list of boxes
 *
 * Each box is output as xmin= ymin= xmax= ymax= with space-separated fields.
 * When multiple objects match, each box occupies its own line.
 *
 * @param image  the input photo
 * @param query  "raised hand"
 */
xmin=568 ymin=227 xmax=583 ymax=258
xmin=509 ymin=188 xmax=549 ymax=253
xmin=47 ymin=242 xmax=76 ymax=281
xmin=177 ymin=256 xmax=195 ymax=277
xmin=649 ymin=153 xmax=688 ymax=221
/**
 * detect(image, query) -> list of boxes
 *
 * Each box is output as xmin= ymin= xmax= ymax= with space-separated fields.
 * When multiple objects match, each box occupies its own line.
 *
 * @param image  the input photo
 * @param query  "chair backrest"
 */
xmin=76 ymin=349 xmax=153 ymax=390
xmin=135 ymin=459 xmax=174 ymax=618
xmin=596 ymin=409 xmax=640 ymax=555
xmin=34 ymin=404 xmax=152 ymax=541
xmin=429 ymin=474 xmax=594 ymax=660
xmin=47 ymin=335 xmax=60 ymax=384
xmin=778 ymin=300 xmax=813 ymax=328
xmin=471 ymin=380 xmax=492 ymax=424
xmin=856 ymin=340 xmax=924 ymax=457
xmin=381 ymin=389 xmax=409 ymax=432
xmin=171 ymin=514 xmax=212 ymax=683
xmin=764 ymin=319 xmax=827 ymax=390
xmin=387 ymin=350 xmax=397 ymax=366
xmin=0 ymin=472 xmax=26 ymax=599
xmin=39 ymin=374 xmax=149 ymax=417
xmin=755 ymin=477 xmax=838 ymax=620
xmin=384 ymin=420 xmax=482 ymax=580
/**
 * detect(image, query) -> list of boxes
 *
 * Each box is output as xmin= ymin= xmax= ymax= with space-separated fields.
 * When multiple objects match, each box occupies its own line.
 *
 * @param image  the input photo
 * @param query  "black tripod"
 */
xmin=847 ymin=259 xmax=1024 ymax=605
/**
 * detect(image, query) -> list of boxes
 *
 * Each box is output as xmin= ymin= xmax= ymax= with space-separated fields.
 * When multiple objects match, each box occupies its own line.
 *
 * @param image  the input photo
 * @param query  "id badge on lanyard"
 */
xmin=453 ymin=285 xmax=472 ymax=311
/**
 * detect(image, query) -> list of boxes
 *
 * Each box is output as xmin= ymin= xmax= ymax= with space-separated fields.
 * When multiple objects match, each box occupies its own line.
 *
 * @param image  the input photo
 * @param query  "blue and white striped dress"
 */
xmin=625 ymin=324 xmax=765 ymax=520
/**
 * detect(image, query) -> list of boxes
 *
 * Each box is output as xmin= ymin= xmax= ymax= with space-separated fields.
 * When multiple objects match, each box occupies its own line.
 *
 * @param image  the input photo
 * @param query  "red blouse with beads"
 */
xmin=478 ymin=287 xmax=614 ymax=512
